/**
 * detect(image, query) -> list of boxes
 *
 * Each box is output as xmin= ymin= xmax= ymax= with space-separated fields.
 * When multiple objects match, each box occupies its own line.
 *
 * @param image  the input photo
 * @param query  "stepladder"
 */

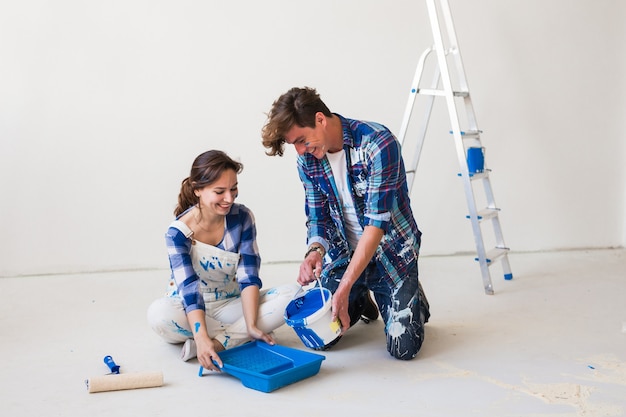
xmin=398 ymin=0 xmax=512 ymax=295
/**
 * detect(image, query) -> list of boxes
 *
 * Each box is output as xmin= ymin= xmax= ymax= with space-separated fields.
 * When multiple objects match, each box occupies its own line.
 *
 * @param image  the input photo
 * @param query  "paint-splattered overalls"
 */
xmin=147 ymin=223 xmax=297 ymax=349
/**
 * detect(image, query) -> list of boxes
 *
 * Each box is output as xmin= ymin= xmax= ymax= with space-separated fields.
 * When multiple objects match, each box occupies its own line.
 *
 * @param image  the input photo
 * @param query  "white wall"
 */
xmin=1 ymin=0 xmax=624 ymax=277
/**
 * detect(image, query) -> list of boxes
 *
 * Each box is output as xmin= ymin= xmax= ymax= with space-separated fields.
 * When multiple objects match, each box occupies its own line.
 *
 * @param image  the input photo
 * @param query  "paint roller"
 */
xmin=85 ymin=355 xmax=164 ymax=393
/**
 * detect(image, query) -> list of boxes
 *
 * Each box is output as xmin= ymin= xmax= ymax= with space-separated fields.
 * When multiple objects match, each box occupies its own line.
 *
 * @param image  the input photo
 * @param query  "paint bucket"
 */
xmin=284 ymin=286 xmax=341 ymax=350
xmin=467 ymin=147 xmax=485 ymax=174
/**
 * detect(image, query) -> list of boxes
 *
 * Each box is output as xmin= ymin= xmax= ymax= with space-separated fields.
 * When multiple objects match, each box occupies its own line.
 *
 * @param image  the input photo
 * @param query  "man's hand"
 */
xmin=331 ymin=284 xmax=352 ymax=333
xmin=297 ymin=249 xmax=323 ymax=286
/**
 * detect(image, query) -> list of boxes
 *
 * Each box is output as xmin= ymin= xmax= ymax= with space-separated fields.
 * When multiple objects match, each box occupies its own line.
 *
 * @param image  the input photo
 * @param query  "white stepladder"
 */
xmin=398 ymin=0 xmax=512 ymax=295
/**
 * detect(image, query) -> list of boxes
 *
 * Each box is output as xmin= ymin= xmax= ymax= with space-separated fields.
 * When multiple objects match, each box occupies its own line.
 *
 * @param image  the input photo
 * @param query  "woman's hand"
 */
xmin=240 ymin=285 xmax=276 ymax=346
xmin=247 ymin=325 xmax=276 ymax=345
xmin=195 ymin=335 xmax=224 ymax=371
xmin=186 ymin=310 xmax=223 ymax=371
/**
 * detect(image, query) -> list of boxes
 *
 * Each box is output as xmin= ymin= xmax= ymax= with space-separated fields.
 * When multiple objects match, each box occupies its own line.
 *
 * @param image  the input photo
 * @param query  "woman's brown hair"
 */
xmin=174 ymin=150 xmax=243 ymax=217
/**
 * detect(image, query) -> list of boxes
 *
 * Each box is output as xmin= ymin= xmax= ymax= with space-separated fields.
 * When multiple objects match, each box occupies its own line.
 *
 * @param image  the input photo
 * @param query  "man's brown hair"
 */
xmin=261 ymin=87 xmax=332 ymax=156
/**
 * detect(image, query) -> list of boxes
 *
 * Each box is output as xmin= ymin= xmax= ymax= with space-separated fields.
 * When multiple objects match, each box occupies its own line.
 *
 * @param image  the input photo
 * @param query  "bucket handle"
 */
xmin=316 ymin=278 xmax=326 ymax=307
xmin=293 ymin=277 xmax=327 ymax=307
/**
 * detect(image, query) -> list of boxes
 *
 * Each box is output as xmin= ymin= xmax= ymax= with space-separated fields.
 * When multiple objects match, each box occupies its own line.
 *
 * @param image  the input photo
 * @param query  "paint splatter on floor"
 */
xmin=411 ymin=360 xmax=624 ymax=416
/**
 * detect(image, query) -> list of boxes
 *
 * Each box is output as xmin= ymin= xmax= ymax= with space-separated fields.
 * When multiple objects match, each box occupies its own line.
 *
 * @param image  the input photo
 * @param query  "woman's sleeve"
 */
xmin=234 ymin=207 xmax=263 ymax=291
xmin=165 ymin=226 xmax=204 ymax=313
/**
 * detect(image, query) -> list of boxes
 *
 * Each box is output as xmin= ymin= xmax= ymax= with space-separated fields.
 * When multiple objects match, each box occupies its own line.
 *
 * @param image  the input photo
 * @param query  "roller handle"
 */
xmin=103 ymin=355 xmax=120 ymax=374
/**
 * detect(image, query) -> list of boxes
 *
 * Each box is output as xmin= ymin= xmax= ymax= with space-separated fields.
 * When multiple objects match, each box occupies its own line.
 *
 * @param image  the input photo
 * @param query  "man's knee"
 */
xmin=387 ymin=331 xmax=424 ymax=360
xmin=385 ymin=311 xmax=425 ymax=360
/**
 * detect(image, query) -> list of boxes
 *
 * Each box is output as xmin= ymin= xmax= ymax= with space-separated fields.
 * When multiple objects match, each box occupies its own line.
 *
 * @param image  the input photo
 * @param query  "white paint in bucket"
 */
xmin=284 ymin=286 xmax=341 ymax=350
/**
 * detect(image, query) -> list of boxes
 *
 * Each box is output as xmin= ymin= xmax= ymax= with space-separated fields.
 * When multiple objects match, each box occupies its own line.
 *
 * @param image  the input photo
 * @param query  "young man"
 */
xmin=261 ymin=87 xmax=430 ymax=360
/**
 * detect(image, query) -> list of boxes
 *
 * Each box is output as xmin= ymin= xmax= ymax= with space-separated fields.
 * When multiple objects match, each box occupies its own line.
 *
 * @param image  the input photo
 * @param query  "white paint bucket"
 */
xmin=284 ymin=286 xmax=341 ymax=350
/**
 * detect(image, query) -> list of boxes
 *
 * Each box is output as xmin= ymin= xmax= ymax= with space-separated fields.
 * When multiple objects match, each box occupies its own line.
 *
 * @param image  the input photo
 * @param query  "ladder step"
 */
xmin=417 ymin=88 xmax=469 ymax=97
xmin=417 ymin=88 xmax=445 ymax=96
xmin=475 ymin=247 xmax=509 ymax=264
xmin=466 ymin=207 xmax=500 ymax=221
xmin=457 ymin=170 xmax=490 ymax=180
xmin=469 ymin=171 xmax=489 ymax=180
xmin=449 ymin=130 xmax=482 ymax=137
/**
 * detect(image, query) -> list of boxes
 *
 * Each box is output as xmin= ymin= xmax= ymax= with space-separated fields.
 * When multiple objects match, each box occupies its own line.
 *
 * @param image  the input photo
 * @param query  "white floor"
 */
xmin=1 ymin=248 xmax=625 ymax=417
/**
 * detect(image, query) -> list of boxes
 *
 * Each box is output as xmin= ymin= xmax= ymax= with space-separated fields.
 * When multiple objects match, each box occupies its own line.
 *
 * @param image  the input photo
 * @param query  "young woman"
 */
xmin=147 ymin=150 xmax=297 ymax=371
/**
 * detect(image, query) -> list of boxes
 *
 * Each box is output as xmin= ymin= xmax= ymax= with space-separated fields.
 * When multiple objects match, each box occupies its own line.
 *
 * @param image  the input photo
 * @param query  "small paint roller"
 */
xmin=85 ymin=355 xmax=164 ymax=393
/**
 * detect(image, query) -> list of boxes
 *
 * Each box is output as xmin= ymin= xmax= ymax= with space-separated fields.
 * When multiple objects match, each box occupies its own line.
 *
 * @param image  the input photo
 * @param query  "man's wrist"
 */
xmin=304 ymin=245 xmax=325 ymax=259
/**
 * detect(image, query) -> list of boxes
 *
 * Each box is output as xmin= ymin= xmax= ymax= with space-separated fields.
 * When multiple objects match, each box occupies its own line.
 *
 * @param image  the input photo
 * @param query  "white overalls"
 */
xmin=147 ymin=221 xmax=297 ymax=349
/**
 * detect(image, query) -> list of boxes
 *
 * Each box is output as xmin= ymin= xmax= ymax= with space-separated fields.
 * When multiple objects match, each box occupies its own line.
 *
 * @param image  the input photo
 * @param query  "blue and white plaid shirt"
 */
xmin=297 ymin=114 xmax=422 ymax=286
xmin=165 ymin=203 xmax=262 ymax=313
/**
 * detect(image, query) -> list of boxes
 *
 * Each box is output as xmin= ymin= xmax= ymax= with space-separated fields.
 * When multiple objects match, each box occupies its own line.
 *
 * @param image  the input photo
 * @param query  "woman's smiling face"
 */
xmin=196 ymin=168 xmax=238 ymax=216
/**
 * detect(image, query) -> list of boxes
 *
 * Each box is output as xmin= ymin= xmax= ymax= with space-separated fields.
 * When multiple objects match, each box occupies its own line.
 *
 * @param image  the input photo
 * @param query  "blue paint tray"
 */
xmin=212 ymin=341 xmax=325 ymax=392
